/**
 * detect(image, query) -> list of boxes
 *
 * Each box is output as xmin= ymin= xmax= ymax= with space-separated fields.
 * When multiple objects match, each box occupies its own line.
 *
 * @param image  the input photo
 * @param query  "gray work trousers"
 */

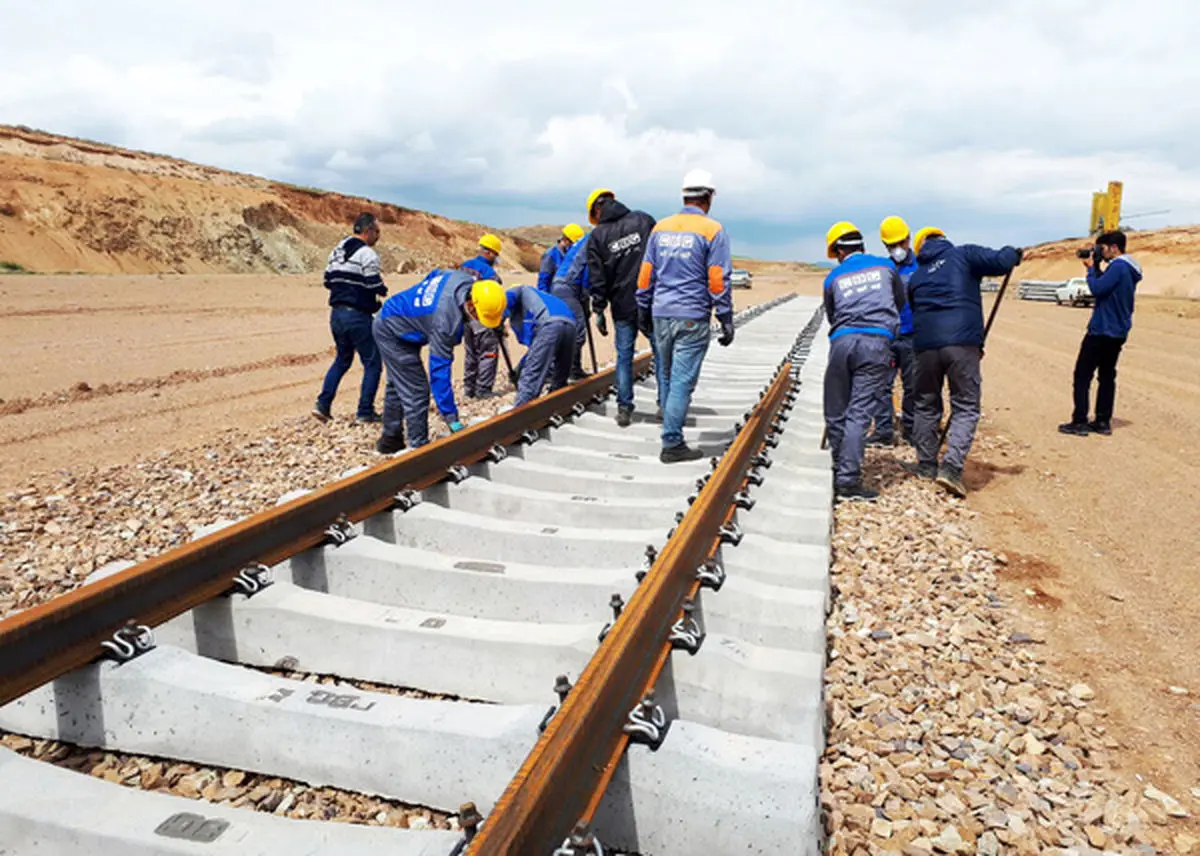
xmin=516 ymin=320 xmax=575 ymax=407
xmin=824 ymin=334 xmax=893 ymax=488
xmin=463 ymin=321 xmax=498 ymax=396
xmin=912 ymin=344 xmax=982 ymax=471
xmin=373 ymin=321 xmax=432 ymax=448
xmin=873 ymin=335 xmax=916 ymax=439
xmin=550 ymin=283 xmax=588 ymax=376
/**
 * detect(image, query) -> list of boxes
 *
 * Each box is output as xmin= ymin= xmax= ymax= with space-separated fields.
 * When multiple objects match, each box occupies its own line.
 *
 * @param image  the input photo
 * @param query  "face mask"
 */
xmin=889 ymin=246 xmax=909 ymax=263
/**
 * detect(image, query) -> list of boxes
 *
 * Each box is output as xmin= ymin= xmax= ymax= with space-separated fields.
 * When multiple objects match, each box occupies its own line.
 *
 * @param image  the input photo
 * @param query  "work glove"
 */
xmin=717 ymin=313 xmax=735 ymax=347
xmin=1013 ymin=247 xmax=1025 ymax=265
xmin=594 ymin=310 xmax=608 ymax=337
xmin=637 ymin=307 xmax=654 ymax=339
xmin=448 ymin=419 xmax=464 ymax=433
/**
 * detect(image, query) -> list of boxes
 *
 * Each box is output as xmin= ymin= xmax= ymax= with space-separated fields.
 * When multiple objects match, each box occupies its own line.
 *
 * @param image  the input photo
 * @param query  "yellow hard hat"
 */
xmin=879 ymin=215 xmax=910 ymax=246
xmin=825 ymin=221 xmax=862 ymax=259
xmin=562 ymin=223 xmax=585 ymax=243
xmin=913 ymin=227 xmax=945 ymax=254
xmin=586 ymin=188 xmax=614 ymax=224
xmin=478 ymin=233 xmax=502 ymax=256
xmin=470 ymin=279 xmax=506 ymax=328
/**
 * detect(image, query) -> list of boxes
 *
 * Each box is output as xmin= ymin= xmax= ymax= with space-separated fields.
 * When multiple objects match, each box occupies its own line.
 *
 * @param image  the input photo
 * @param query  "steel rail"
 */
xmin=466 ymin=362 xmax=794 ymax=855
xmin=0 ymin=355 xmax=651 ymax=707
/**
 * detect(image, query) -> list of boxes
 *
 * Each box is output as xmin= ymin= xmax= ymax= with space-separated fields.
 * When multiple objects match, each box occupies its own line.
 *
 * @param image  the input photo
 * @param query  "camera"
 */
xmin=1077 ymin=245 xmax=1104 ymax=265
xmin=1075 ymin=248 xmax=1092 ymax=259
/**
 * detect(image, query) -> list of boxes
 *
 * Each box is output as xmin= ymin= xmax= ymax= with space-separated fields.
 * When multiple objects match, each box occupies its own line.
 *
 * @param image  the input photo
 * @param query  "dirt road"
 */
xmin=0 ymin=271 xmax=816 ymax=486
xmin=967 ymin=292 xmax=1200 ymax=800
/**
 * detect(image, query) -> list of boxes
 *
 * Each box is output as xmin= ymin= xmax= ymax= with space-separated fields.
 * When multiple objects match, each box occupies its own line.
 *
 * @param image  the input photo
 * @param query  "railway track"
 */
xmin=0 ymin=293 xmax=832 ymax=855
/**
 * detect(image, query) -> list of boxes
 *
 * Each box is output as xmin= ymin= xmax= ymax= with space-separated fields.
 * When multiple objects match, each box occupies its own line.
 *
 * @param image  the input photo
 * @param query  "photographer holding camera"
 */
xmin=1058 ymin=230 xmax=1142 ymax=436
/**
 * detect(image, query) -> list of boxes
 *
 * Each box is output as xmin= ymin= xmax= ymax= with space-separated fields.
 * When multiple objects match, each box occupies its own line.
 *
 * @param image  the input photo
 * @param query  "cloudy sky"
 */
xmin=3 ymin=0 xmax=1199 ymax=260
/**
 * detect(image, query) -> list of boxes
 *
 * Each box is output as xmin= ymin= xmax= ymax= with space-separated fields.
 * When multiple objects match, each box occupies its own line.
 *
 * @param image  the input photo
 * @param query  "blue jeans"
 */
xmin=317 ymin=305 xmax=381 ymax=417
xmin=614 ymin=319 xmax=637 ymax=407
xmin=653 ymin=318 xmax=711 ymax=448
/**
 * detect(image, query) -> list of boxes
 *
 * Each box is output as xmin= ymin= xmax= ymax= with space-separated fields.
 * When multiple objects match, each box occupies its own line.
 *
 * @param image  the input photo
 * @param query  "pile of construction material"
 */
xmin=1017 ymin=280 xmax=1063 ymax=302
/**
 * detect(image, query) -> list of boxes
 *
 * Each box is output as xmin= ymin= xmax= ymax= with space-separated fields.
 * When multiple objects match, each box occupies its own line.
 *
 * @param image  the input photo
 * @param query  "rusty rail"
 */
xmin=0 ymin=355 xmax=650 ymax=707
xmin=466 ymin=362 xmax=794 ymax=854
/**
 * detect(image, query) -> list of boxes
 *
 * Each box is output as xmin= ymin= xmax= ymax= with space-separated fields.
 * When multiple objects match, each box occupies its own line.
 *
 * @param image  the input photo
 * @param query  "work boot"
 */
xmin=903 ymin=461 xmax=938 ymax=480
xmin=355 ymin=412 xmax=383 ymax=424
xmin=569 ymin=369 xmax=590 ymax=382
xmin=835 ymin=482 xmax=880 ymax=503
xmin=616 ymin=404 xmax=634 ymax=428
xmin=660 ymin=443 xmax=704 ymax=464
xmin=865 ymin=433 xmax=894 ymax=448
xmin=1058 ymin=421 xmax=1089 ymax=436
xmin=936 ymin=465 xmax=967 ymax=498
xmin=375 ymin=434 xmax=406 ymax=455
xmin=311 ymin=404 xmax=332 ymax=423
xmin=1087 ymin=420 xmax=1113 ymax=435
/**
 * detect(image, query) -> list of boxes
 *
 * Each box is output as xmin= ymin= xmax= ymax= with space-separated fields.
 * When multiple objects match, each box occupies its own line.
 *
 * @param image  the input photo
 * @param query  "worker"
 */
xmin=460 ymin=234 xmax=504 ymax=399
xmin=907 ymin=227 xmax=1022 ymax=497
xmin=550 ymin=231 xmax=592 ymax=380
xmin=484 ymin=285 xmax=577 ymax=406
xmin=637 ymin=170 xmax=734 ymax=463
xmin=1058 ymin=229 xmax=1141 ymax=436
xmin=538 ymin=223 xmax=585 ymax=292
xmin=867 ymin=215 xmax=919 ymax=446
xmin=313 ymin=212 xmax=387 ymax=424
xmin=585 ymin=188 xmax=656 ymax=426
xmin=821 ymin=221 xmax=906 ymax=502
xmin=372 ymin=271 xmax=506 ymax=454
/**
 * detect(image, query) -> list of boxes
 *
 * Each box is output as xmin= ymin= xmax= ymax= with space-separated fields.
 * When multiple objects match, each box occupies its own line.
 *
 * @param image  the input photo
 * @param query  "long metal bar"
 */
xmin=467 ymin=363 xmax=793 ymax=854
xmin=0 ymin=355 xmax=650 ymax=707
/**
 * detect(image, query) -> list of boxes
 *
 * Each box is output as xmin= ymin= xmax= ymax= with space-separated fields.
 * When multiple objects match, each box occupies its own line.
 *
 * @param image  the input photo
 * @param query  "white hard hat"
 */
xmin=681 ymin=169 xmax=715 ymax=195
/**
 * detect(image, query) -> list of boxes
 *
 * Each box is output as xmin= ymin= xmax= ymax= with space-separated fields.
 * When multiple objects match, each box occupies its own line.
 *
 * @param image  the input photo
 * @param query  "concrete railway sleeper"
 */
xmin=0 ymin=293 xmax=832 ymax=855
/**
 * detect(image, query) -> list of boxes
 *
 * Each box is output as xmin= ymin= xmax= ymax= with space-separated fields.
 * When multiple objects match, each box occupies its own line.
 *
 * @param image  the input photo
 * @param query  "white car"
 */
xmin=731 ymin=269 xmax=753 ymax=289
xmin=1056 ymin=277 xmax=1094 ymax=307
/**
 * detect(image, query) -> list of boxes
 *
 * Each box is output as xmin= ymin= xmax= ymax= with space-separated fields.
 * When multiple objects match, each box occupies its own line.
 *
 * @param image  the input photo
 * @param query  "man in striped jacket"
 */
xmin=313 ymin=213 xmax=387 ymax=423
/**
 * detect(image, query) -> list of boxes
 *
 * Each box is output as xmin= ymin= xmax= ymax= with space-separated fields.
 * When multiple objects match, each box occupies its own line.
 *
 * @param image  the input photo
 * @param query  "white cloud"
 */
xmin=2 ymin=0 xmax=1199 ymax=258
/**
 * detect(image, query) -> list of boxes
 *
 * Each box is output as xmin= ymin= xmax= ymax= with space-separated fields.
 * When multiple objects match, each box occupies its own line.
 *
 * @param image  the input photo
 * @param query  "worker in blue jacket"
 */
xmin=907 ymin=227 xmax=1022 ymax=497
xmin=1058 ymin=229 xmax=1141 ymax=437
xmin=372 ymin=271 xmax=507 ymax=454
xmin=868 ymin=215 xmax=920 ymax=446
xmin=538 ymin=223 xmax=585 ymax=291
xmin=489 ymin=286 xmax=577 ymax=406
xmin=637 ymin=170 xmax=734 ymax=462
xmin=550 ymin=232 xmax=592 ymax=379
xmin=821 ymin=221 xmax=906 ymax=502
xmin=460 ymin=234 xmax=505 ymax=399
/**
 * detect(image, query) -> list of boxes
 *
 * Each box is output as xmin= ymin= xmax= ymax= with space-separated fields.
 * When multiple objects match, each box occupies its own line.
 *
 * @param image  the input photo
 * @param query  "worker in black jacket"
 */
xmin=585 ymin=188 xmax=656 ymax=426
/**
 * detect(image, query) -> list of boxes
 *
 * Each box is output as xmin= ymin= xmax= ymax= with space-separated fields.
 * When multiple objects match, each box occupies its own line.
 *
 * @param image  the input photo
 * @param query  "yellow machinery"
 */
xmin=1089 ymin=181 xmax=1123 ymax=234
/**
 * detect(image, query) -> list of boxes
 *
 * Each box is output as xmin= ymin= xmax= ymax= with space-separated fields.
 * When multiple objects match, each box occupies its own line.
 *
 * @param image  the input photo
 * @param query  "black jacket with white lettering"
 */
xmin=586 ymin=200 xmax=656 ymax=322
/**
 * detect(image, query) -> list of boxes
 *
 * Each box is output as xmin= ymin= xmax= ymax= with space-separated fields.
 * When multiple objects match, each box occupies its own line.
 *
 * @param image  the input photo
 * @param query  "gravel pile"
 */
xmin=0 ymin=384 xmax=515 ymax=619
xmin=822 ymin=446 xmax=1198 ymax=855
xmin=0 ymin=731 xmax=457 ymax=830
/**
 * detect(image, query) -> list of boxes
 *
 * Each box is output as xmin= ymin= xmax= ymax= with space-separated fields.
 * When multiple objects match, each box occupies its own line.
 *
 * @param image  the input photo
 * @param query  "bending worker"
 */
xmin=907 ymin=227 xmax=1022 ymax=497
xmin=484 ymin=285 xmax=578 ymax=407
xmin=550 ymin=229 xmax=592 ymax=380
xmin=372 ymin=270 xmax=506 ymax=454
xmin=868 ymin=215 xmax=919 ymax=446
xmin=538 ymin=223 xmax=585 ymax=292
xmin=637 ymin=170 xmax=734 ymax=464
xmin=822 ymin=221 xmax=906 ymax=502
xmin=586 ymin=188 xmax=656 ymax=427
xmin=460 ymin=234 xmax=505 ymax=399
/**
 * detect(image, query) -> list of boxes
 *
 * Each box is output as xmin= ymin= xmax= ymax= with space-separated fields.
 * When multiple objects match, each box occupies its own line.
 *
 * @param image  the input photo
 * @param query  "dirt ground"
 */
xmin=0 ymin=271 xmax=812 ymax=486
xmin=965 ymin=291 xmax=1200 ymax=805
